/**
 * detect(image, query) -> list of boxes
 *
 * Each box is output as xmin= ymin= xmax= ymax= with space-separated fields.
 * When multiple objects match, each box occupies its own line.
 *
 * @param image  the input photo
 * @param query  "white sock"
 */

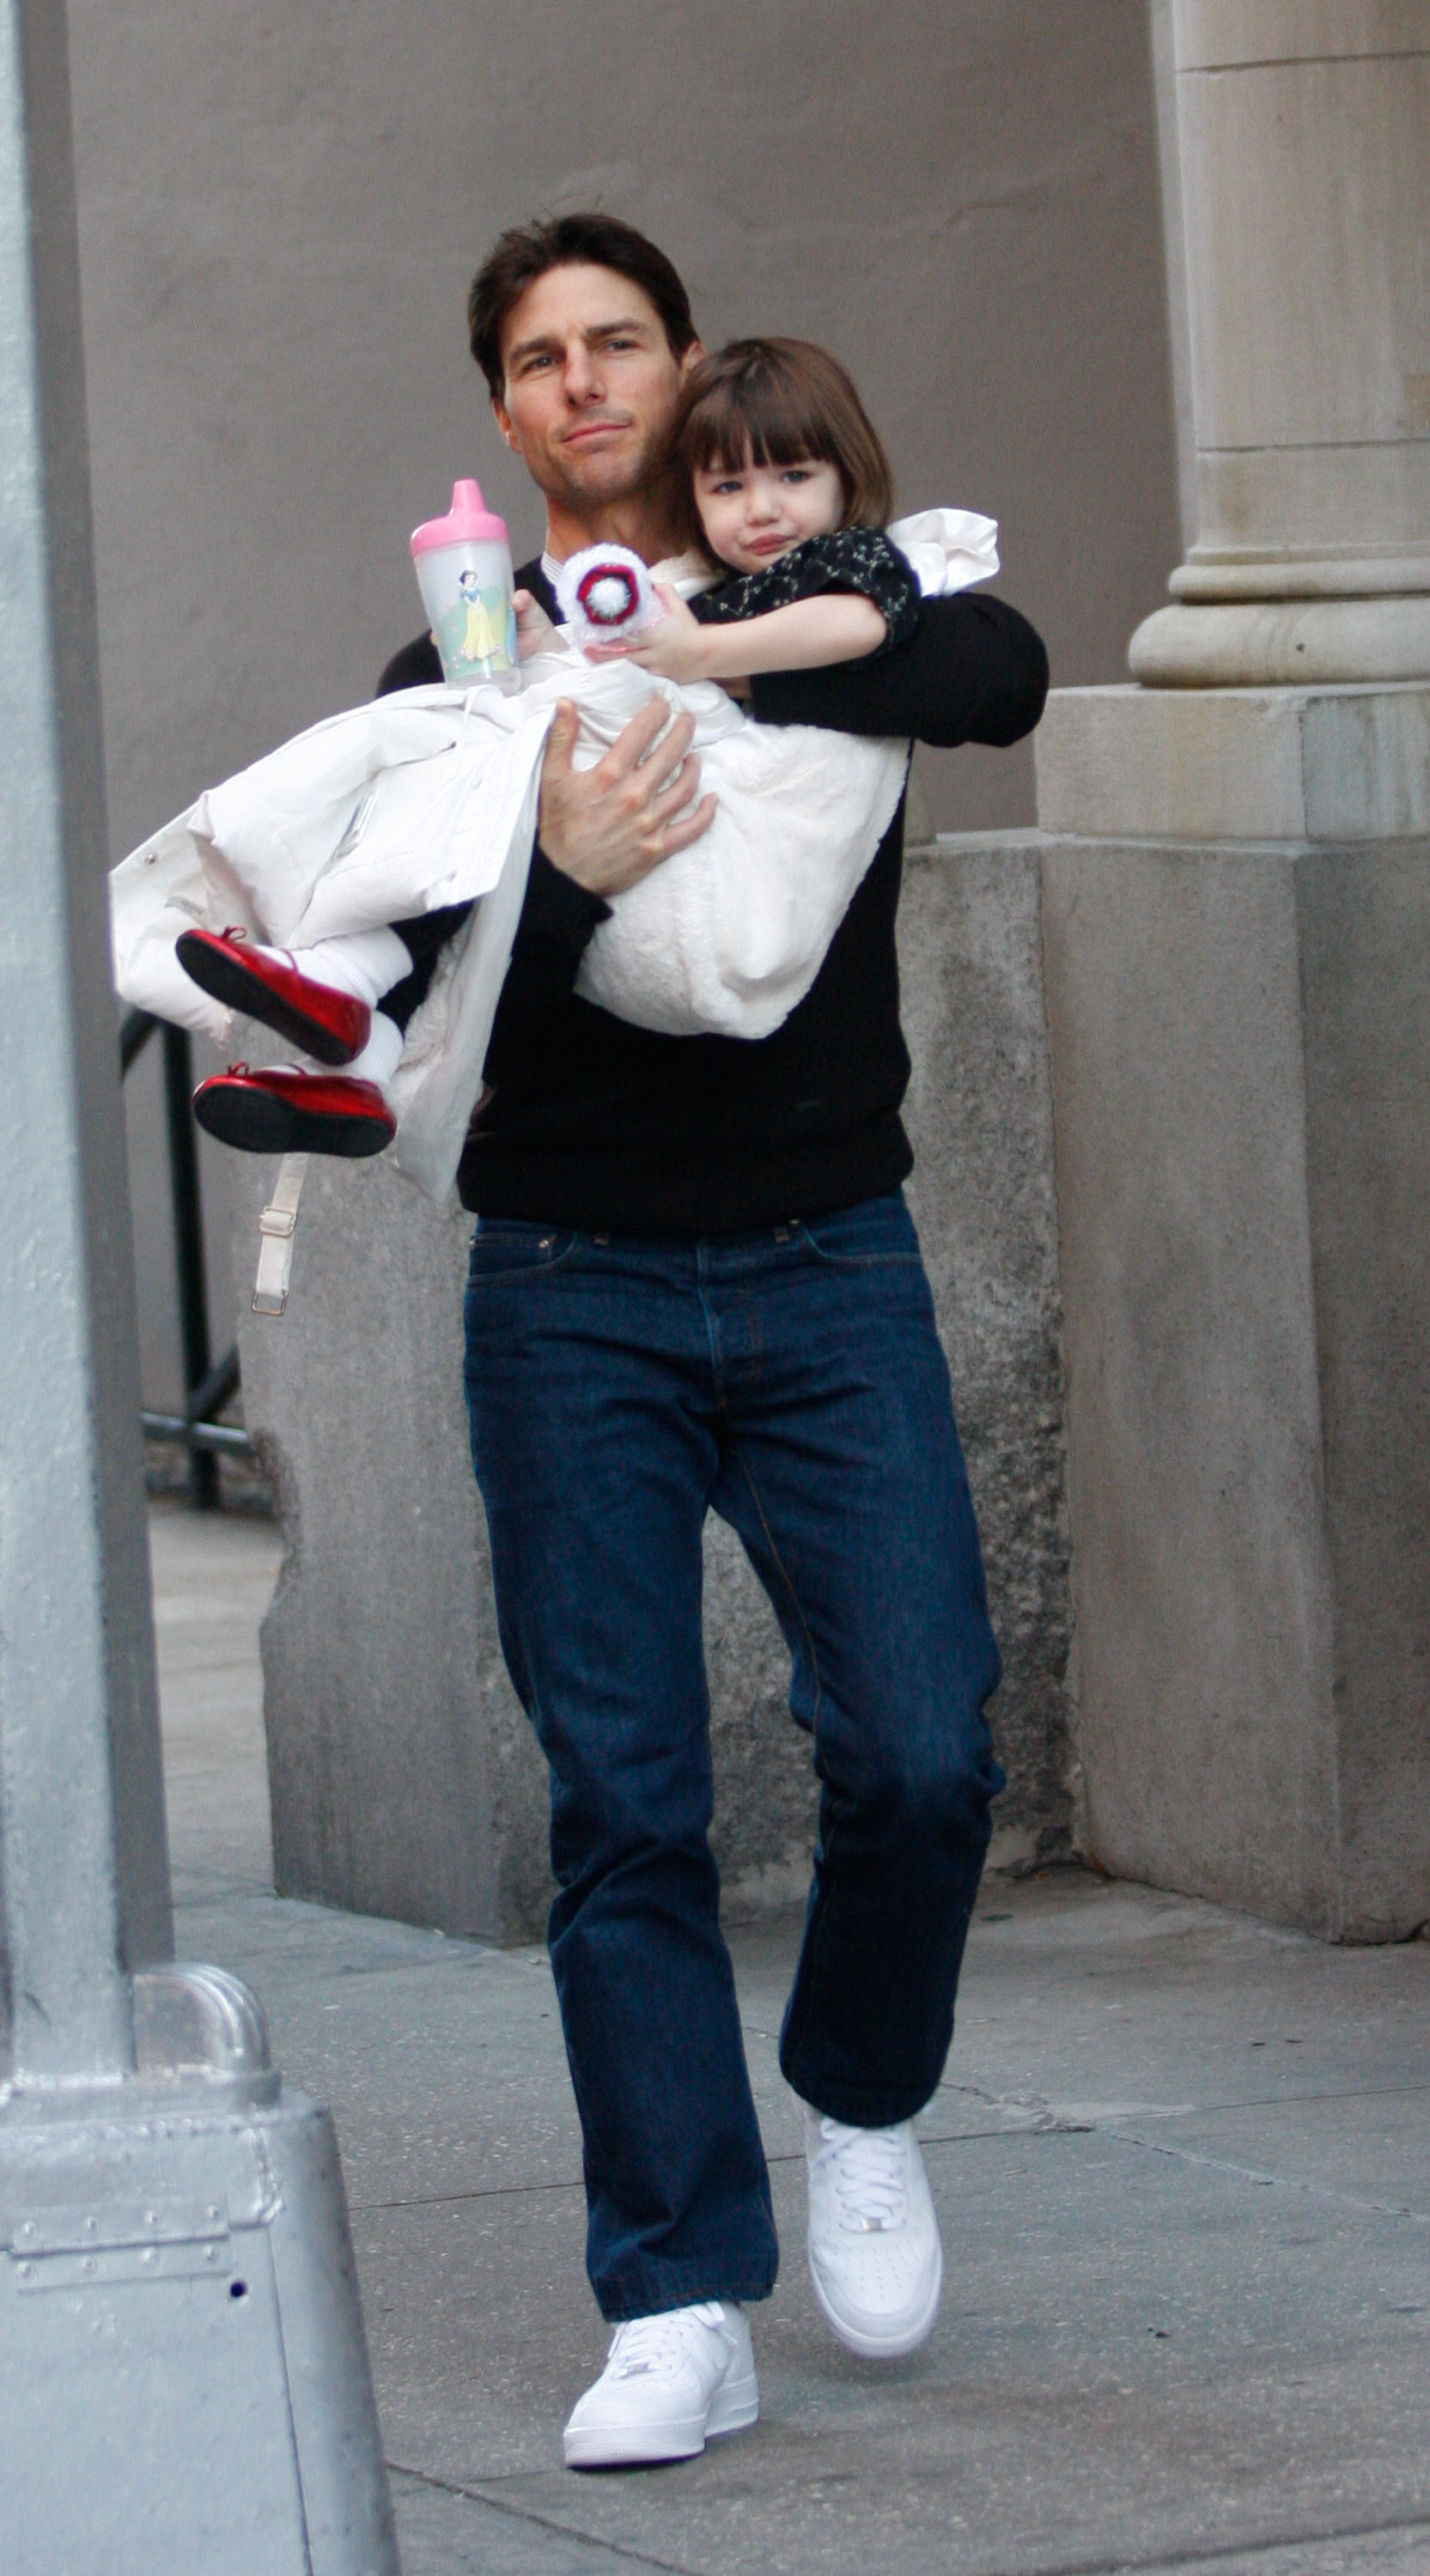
xmin=344 ymin=1011 xmax=404 ymax=1087
xmin=260 ymin=927 xmax=412 ymax=1009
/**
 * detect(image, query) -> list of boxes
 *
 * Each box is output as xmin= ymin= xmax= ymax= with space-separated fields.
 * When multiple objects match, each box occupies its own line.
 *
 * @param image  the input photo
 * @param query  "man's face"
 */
xmin=492 ymin=263 xmax=700 ymax=513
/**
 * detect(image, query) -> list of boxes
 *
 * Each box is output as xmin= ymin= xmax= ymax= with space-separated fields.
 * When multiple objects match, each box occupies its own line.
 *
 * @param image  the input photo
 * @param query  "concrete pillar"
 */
xmin=1131 ymin=1 xmax=1430 ymax=683
xmin=1034 ymin=0 xmax=1430 ymax=1937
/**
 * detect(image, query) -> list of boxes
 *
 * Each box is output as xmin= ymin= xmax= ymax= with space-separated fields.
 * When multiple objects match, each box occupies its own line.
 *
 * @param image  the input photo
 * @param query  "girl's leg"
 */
xmin=277 ymin=926 xmax=414 ymax=1008
xmin=183 ymin=902 xmax=475 ymax=1156
xmin=176 ymin=905 xmax=472 ymax=1066
xmin=176 ymin=924 xmax=403 ymax=1065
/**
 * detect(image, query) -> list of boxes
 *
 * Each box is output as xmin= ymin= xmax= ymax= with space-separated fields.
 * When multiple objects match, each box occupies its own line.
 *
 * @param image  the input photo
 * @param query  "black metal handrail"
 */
xmin=121 ymin=1008 xmax=251 ymax=1505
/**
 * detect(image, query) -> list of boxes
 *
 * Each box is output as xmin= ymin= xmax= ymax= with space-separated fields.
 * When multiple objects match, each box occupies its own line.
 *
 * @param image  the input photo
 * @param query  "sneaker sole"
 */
xmin=808 ymin=2234 xmax=943 ymax=2362
xmin=177 ymin=933 xmax=364 ymax=1067
xmin=563 ymin=2363 xmax=758 ymax=2471
xmin=193 ymin=1086 xmax=393 ymax=1159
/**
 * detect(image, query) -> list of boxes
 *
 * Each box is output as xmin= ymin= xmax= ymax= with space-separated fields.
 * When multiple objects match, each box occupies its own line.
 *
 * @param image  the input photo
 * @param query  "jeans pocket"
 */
xmin=467 ymin=1219 xmax=577 ymax=1284
xmin=795 ymin=1193 xmax=922 ymax=1269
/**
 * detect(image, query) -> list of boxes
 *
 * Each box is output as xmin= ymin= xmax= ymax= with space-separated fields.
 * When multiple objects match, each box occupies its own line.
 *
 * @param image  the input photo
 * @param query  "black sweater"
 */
xmin=378 ymin=556 xmax=1048 ymax=1236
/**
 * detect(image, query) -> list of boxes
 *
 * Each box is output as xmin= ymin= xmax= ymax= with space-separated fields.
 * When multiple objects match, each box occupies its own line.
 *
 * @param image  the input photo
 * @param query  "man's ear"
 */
xmin=491 ymin=394 xmax=520 ymax=457
xmin=678 ymin=339 xmax=706 ymax=386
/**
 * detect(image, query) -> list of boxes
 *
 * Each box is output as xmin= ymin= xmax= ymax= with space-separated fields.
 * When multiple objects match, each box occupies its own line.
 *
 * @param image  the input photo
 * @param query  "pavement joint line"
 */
xmin=1125 ymin=2080 xmax=1430 ymax=2115
xmin=351 ymin=2110 xmax=1430 ymax=2228
xmin=1104 ymin=2125 xmax=1430 ymax=2224
xmin=386 ymin=2460 xmax=701 ymax=2573
xmin=941 ymin=2084 xmax=1184 ymax=2134
xmin=1001 ymin=2506 xmax=1430 ymax=2576
xmin=352 ymin=2176 xmax=588 ymax=2214
xmin=348 ymin=2129 xmax=1032 ymax=2217
xmin=938 ymin=2084 xmax=1430 ymax=2221
xmin=386 ymin=2463 xmax=1430 ymax=2576
xmin=942 ymin=2074 xmax=1430 ymax=2125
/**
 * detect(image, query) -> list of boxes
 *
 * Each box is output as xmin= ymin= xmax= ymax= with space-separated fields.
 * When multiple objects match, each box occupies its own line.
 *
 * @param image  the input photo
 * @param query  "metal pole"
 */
xmin=0 ymin=6 xmax=397 ymax=2564
xmin=162 ymin=1023 xmax=220 ymax=1506
xmin=0 ymin=0 xmax=166 ymax=2079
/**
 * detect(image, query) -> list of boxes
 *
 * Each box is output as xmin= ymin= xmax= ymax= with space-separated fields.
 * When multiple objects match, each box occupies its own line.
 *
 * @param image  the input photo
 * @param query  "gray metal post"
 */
xmin=0 ymin=4 xmax=398 ymax=2566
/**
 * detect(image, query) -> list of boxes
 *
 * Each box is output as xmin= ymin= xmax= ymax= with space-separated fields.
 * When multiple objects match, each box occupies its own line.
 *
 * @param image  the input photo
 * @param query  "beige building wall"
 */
xmin=70 ymin=0 xmax=1181 ymax=1400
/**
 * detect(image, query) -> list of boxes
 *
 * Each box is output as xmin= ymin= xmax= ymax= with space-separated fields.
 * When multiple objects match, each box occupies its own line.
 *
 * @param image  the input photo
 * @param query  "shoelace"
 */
xmin=605 ymin=2300 xmax=727 ymax=2380
xmin=814 ymin=2119 xmax=908 ymax=2232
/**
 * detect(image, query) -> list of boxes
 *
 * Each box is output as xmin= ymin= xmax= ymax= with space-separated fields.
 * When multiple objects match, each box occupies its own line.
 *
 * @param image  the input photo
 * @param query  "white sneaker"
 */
xmin=563 ymin=2299 xmax=758 ymax=2469
xmin=797 ymin=2096 xmax=943 ymax=2359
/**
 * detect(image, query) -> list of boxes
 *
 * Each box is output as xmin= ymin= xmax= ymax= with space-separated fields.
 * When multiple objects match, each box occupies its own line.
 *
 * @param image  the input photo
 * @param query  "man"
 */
xmin=381 ymin=213 xmax=1048 ymax=2470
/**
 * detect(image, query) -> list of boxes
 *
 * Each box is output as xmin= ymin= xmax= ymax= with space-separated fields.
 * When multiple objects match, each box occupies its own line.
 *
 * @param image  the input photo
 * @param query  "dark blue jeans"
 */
xmin=462 ymin=1191 xmax=1003 ymax=2321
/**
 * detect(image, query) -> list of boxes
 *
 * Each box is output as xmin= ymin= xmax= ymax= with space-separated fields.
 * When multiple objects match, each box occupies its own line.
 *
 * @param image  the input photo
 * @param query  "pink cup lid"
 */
xmin=411 ymin=477 xmax=509 ymax=556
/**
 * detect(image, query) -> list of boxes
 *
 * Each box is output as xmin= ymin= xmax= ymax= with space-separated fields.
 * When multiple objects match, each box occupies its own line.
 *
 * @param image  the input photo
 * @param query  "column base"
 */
xmin=1128 ymin=596 xmax=1430 ymax=688
xmin=1037 ymin=681 xmax=1430 ymax=843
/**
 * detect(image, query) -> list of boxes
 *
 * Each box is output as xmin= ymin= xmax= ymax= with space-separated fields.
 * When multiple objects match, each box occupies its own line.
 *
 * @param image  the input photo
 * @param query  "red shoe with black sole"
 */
xmin=177 ymin=927 xmax=371 ymax=1066
xmin=192 ymin=1067 xmax=395 ymax=1158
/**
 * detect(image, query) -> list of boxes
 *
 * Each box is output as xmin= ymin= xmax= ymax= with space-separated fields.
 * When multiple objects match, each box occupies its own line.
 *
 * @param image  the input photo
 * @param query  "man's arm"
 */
xmin=745 ymin=593 xmax=1049 ymax=749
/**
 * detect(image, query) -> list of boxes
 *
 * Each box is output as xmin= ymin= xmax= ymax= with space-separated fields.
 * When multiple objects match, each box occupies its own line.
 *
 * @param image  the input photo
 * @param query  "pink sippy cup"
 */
xmin=411 ymin=478 xmax=519 ymax=689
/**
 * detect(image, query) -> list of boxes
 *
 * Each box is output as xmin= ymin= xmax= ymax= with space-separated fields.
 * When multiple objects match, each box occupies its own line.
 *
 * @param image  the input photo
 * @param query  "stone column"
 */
xmin=1132 ymin=0 xmax=1430 ymax=684
xmin=1035 ymin=0 xmax=1430 ymax=1938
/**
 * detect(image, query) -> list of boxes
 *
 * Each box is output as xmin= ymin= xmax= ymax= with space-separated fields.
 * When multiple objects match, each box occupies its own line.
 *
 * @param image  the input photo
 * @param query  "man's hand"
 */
xmin=538 ymin=698 xmax=716 ymax=897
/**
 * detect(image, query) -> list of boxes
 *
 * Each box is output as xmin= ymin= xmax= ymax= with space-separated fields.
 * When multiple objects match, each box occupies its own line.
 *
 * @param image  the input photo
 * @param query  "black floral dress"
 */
xmin=689 ymin=527 xmax=921 ymax=656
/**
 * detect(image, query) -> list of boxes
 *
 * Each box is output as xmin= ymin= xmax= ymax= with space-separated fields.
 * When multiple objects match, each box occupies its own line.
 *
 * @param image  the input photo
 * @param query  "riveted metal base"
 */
xmin=0 ymin=2086 xmax=398 ymax=2576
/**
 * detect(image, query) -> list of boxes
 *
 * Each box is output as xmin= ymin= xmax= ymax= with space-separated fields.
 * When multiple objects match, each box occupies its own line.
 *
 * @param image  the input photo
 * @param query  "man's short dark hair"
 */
xmin=468 ymin=213 xmax=697 ymax=402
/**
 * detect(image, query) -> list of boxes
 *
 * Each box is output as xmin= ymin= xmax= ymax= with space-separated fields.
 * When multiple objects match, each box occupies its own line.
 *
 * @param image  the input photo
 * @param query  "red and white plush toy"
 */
xmin=555 ymin=544 xmax=666 ymax=652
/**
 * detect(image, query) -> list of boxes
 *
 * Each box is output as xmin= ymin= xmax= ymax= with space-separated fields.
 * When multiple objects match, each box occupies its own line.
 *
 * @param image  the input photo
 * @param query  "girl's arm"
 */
xmin=592 ymin=582 xmax=887 ymax=687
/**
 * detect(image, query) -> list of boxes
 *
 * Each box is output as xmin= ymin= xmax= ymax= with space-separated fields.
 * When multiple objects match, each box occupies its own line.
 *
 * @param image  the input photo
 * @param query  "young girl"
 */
xmin=163 ymin=339 xmax=993 ymax=1160
xmin=590 ymin=337 xmax=923 ymax=691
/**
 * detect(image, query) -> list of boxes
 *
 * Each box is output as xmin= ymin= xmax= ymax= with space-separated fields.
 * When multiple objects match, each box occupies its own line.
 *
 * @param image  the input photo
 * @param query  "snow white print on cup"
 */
xmin=411 ymin=477 xmax=520 ymax=688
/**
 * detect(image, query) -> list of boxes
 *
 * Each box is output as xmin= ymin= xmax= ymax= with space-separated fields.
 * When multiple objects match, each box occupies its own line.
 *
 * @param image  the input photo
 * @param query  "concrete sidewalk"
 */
xmin=150 ymin=1499 xmax=1430 ymax=2576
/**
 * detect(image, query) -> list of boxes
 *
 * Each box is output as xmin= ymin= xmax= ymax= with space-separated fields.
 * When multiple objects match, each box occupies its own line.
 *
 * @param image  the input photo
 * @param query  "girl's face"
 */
xmin=693 ymin=453 xmax=844 ymax=575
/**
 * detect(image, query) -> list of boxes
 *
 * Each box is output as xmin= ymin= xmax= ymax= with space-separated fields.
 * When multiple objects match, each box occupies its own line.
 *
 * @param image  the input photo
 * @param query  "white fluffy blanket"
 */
xmin=111 ymin=509 xmax=996 ymax=1198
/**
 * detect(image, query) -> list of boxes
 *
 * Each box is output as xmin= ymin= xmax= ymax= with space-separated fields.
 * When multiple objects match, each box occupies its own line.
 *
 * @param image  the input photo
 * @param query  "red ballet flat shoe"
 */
xmin=192 ymin=1066 xmax=396 ymax=1158
xmin=177 ymin=927 xmax=371 ymax=1066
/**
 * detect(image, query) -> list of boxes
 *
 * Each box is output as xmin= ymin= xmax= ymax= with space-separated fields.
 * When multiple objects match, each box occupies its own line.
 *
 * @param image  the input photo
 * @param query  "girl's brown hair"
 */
xmin=672 ymin=337 xmax=894 ymax=560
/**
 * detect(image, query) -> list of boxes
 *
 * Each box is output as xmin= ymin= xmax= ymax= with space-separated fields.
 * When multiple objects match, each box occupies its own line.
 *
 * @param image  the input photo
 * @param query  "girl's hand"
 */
xmin=587 ymin=583 xmax=715 ymax=684
xmin=514 ymin=588 xmax=558 ymax=661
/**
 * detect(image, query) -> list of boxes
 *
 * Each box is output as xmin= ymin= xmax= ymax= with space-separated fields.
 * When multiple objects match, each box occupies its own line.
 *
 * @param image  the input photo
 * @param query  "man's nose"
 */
xmin=563 ymin=345 xmax=605 ymax=405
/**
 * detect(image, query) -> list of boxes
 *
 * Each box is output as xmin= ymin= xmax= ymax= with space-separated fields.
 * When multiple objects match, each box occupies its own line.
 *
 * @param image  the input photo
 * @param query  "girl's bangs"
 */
xmin=685 ymin=371 xmax=833 ymax=476
xmin=673 ymin=337 xmax=893 ymax=533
